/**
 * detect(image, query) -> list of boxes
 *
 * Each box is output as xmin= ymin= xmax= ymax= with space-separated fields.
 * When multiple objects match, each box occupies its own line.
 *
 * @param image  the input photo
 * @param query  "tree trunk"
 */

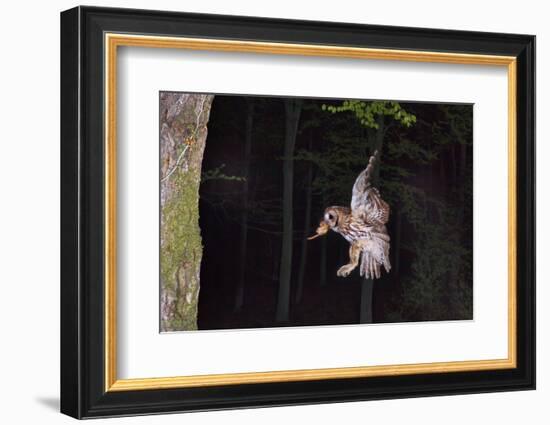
xmin=276 ymin=99 xmax=302 ymax=322
xmin=159 ymin=93 xmax=214 ymax=332
xmin=359 ymin=278 xmax=374 ymax=323
xmin=295 ymin=148 xmax=313 ymax=304
xmin=234 ymin=99 xmax=254 ymax=312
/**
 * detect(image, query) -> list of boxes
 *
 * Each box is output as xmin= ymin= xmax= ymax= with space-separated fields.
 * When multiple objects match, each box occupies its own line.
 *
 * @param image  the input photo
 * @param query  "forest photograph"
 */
xmin=159 ymin=92 xmax=473 ymax=332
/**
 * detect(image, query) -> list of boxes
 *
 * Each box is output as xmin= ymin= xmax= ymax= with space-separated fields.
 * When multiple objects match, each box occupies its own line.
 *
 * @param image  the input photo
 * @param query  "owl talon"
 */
xmin=337 ymin=265 xmax=354 ymax=277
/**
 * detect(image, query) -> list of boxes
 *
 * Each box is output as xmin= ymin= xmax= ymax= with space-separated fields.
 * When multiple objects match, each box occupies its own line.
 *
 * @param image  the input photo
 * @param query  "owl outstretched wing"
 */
xmin=350 ymin=150 xmax=390 ymax=225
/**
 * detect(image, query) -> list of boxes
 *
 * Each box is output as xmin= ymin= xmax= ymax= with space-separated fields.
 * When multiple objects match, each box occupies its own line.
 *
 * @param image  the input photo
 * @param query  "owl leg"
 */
xmin=337 ymin=242 xmax=361 ymax=277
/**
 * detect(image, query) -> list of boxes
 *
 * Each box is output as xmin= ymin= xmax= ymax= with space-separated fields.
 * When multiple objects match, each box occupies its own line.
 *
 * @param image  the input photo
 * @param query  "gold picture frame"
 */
xmin=104 ymin=33 xmax=517 ymax=392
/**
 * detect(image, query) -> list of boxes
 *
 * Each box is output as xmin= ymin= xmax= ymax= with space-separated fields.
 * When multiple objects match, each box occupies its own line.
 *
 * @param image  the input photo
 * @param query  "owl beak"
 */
xmin=307 ymin=221 xmax=330 ymax=240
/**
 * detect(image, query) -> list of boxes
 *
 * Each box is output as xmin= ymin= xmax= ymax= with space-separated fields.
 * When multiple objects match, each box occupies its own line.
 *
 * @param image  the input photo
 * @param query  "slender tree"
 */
xmin=276 ymin=99 xmax=303 ymax=322
xmin=359 ymin=116 xmax=384 ymax=322
xmin=295 ymin=135 xmax=314 ymax=303
xmin=234 ymin=99 xmax=255 ymax=311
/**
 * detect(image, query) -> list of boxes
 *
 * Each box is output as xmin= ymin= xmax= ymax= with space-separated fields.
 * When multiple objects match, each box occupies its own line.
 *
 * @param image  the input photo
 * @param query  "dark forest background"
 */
xmin=196 ymin=94 xmax=473 ymax=330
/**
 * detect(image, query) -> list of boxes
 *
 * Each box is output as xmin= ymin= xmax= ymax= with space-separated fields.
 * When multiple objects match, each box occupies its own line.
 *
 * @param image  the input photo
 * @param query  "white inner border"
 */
xmin=117 ymin=46 xmax=509 ymax=379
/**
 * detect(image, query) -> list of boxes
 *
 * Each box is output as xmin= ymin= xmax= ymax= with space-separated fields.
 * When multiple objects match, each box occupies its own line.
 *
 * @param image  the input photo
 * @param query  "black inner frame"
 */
xmin=60 ymin=6 xmax=535 ymax=419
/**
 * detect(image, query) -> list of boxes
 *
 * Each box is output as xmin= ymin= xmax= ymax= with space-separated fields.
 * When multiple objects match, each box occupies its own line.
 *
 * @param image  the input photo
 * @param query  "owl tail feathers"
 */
xmin=359 ymin=254 xmax=381 ymax=279
xmin=359 ymin=238 xmax=391 ymax=280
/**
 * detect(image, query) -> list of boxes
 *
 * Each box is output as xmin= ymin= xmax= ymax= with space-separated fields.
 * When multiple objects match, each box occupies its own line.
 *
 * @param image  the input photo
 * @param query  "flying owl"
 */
xmin=308 ymin=150 xmax=391 ymax=279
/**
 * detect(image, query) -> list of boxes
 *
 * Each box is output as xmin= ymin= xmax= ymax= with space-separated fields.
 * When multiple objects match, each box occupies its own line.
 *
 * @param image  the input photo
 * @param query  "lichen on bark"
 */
xmin=160 ymin=93 xmax=214 ymax=332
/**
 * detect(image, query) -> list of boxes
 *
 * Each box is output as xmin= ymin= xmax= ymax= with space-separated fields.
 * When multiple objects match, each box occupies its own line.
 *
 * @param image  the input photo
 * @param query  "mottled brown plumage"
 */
xmin=308 ymin=150 xmax=391 ymax=279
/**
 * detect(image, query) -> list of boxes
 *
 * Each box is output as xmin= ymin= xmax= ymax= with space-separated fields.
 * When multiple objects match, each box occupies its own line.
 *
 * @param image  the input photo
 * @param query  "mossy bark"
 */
xmin=160 ymin=93 xmax=214 ymax=332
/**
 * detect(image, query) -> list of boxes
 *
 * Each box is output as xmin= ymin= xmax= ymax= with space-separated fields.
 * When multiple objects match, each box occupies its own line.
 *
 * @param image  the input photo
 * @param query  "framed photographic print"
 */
xmin=60 ymin=6 xmax=535 ymax=419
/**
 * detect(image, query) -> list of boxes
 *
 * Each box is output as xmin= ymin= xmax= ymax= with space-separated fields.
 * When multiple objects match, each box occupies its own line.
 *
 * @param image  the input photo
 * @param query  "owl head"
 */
xmin=307 ymin=207 xmax=341 ymax=240
xmin=323 ymin=207 xmax=340 ymax=228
